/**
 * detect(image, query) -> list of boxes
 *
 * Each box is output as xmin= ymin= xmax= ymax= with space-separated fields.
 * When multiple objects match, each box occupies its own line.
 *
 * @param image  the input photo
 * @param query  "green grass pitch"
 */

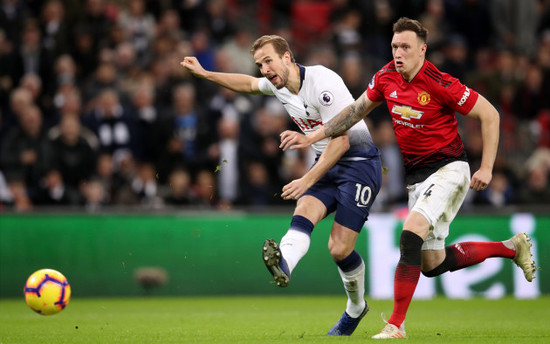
xmin=1 ymin=296 xmax=549 ymax=343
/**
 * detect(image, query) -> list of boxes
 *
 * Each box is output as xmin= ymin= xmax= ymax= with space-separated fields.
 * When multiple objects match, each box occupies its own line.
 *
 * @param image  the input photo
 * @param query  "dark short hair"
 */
xmin=393 ymin=17 xmax=428 ymax=43
xmin=250 ymin=35 xmax=295 ymax=63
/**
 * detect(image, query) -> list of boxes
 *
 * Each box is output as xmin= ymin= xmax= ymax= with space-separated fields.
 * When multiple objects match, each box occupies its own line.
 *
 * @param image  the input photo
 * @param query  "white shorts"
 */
xmin=407 ymin=161 xmax=470 ymax=250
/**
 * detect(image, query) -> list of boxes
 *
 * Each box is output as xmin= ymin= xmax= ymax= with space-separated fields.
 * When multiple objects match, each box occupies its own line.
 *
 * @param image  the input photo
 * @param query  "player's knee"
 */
xmin=421 ymin=262 xmax=449 ymax=278
xmin=328 ymin=242 xmax=353 ymax=261
xmin=421 ymin=268 xmax=439 ymax=278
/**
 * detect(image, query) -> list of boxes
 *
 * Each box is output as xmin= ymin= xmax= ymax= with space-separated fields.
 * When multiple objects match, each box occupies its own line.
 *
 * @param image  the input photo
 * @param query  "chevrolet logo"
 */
xmin=391 ymin=105 xmax=423 ymax=120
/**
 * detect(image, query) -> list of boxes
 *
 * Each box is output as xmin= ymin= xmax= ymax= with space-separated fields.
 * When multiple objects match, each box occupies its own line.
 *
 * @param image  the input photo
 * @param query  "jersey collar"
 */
xmin=405 ymin=59 xmax=427 ymax=83
xmin=297 ymin=64 xmax=305 ymax=91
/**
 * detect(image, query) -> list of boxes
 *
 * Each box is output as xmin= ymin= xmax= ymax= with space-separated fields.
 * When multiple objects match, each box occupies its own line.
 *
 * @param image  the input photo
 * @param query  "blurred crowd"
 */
xmin=1 ymin=0 xmax=550 ymax=212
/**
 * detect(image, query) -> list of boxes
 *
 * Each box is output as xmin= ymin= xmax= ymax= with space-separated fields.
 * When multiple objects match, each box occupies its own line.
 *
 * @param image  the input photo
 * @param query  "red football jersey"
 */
xmin=366 ymin=60 xmax=479 ymax=173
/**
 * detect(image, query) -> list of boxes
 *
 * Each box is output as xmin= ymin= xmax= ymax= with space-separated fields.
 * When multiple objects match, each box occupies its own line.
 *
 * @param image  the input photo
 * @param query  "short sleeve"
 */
xmin=441 ymin=76 xmax=479 ymax=115
xmin=310 ymin=67 xmax=355 ymax=122
xmin=366 ymin=73 xmax=385 ymax=102
xmin=257 ymin=78 xmax=274 ymax=95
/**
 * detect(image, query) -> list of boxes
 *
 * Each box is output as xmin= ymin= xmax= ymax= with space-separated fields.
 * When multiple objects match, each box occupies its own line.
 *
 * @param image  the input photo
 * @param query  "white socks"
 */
xmin=279 ymin=229 xmax=311 ymax=274
xmin=279 ymin=227 xmax=365 ymax=318
xmin=338 ymin=260 xmax=366 ymax=318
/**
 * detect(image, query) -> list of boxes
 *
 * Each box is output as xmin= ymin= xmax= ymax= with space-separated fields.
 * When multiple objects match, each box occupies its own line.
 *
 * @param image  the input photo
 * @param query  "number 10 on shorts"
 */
xmin=355 ymin=184 xmax=372 ymax=207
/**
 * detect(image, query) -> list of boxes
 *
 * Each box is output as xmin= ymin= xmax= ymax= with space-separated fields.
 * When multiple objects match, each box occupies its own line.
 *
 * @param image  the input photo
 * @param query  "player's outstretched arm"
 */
xmin=466 ymin=94 xmax=500 ymax=190
xmin=279 ymin=94 xmax=380 ymax=151
xmin=181 ymin=57 xmax=262 ymax=94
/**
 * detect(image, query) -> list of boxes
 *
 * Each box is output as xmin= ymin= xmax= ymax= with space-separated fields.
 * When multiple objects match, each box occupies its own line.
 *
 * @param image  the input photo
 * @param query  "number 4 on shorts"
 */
xmin=423 ymin=183 xmax=435 ymax=198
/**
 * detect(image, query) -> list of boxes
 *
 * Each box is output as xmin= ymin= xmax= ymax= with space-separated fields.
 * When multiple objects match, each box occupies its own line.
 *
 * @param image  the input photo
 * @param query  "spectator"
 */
xmin=153 ymin=83 xmax=212 ymax=180
xmin=372 ymin=120 xmax=405 ymax=210
xmin=239 ymin=160 xmax=280 ymax=207
xmin=81 ymin=88 xmax=138 ymax=161
xmin=203 ymin=0 xmax=234 ymax=46
xmin=93 ymin=152 xmax=119 ymax=204
xmin=2 ymin=87 xmax=32 ymax=138
xmin=519 ymin=148 xmax=550 ymax=204
xmin=14 ymin=19 xmax=52 ymax=85
xmin=418 ymin=0 xmax=448 ymax=53
xmin=0 ymin=105 xmax=53 ymax=202
xmin=113 ymin=42 xmax=144 ymax=97
xmin=512 ymin=63 xmax=547 ymax=121
xmin=331 ymin=7 xmax=363 ymax=57
xmin=52 ymin=54 xmax=77 ymax=100
xmin=0 ymin=0 xmax=29 ymax=50
xmin=440 ymin=34 xmax=470 ymax=82
xmin=190 ymin=29 xmax=216 ymax=72
xmin=4 ymin=179 xmax=32 ymax=211
xmin=215 ymin=115 xmax=240 ymax=205
xmin=81 ymin=177 xmax=107 ymax=211
xmin=117 ymin=0 xmax=156 ymax=68
xmin=34 ymin=169 xmax=82 ymax=206
xmin=474 ymin=170 xmax=516 ymax=207
xmin=130 ymin=78 xmax=162 ymax=162
xmin=49 ymin=113 xmax=97 ymax=190
xmin=128 ymin=161 xmax=161 ymax=206
xmin=339 ymin=52 xmax=368 ymax=99
xmin=155 ymin=8 xmax=184 ymax=42
xmin=0 ymin=29 xmax=18 ymax=114
xmin=81 ymin=62 xmax=121 ymax=106
xmin=446 ymin=0 xmax=492 ymax=54
xmin=240 ymin=103 xmax=289 ymax=192
xmin=220 ymin=27 xmax=256 ymax=75
xmin=40 ymin=0 xmax=70 ymax=63
xmin=163 ymin=167 xmax=194 ymax=206
xmin=490 ymin=0 xmax=538 ymax=57
xmin=49 ymin=86 xmax=99 ymax=151
xmin=192 ymin=168 xmax=219 ymax=208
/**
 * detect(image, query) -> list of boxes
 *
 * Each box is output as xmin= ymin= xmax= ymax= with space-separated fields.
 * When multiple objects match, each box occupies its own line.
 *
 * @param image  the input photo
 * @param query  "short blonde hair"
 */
xmin=250 ymin=35 xmax=295 ymax=63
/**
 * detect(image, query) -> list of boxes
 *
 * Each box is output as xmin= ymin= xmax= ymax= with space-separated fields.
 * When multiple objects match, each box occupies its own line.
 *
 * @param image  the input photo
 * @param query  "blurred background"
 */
xmin=0 ymin=0 xmax=549 ymax=212
xmin=0 ymin=0 xmax=549 ymax=298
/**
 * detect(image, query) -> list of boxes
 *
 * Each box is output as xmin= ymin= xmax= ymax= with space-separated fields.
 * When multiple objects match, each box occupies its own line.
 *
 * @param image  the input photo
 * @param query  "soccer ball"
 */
xmin=24 ymin=269 xmax=71 ymax=315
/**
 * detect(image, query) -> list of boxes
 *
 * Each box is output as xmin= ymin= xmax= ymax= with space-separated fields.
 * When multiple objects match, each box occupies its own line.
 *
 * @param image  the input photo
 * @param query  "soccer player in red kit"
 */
xmin=280 ymin=17 xmax=538 ymax=339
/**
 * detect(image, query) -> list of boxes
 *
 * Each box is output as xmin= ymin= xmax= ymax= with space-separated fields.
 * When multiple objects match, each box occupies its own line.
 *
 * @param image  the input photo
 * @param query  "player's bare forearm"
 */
xmin=467 ymin=94 xmax=500 ymax=189
xmin=204 ymin=71 xmax=261 ymax=94
xmin=467 ymin=95 xmax=500 ymax=172
xmin=281 ymin=134 xmax=349 ymax=200
xmin=323 ymin=94 xmax=374 ymax=137
xmin=181 ymin=57 xmax=261 ymax=94
xmin=479 ymin=109 xmax=499 ymax=172
xmin=306 ymin=134 xmax=349 ymax=184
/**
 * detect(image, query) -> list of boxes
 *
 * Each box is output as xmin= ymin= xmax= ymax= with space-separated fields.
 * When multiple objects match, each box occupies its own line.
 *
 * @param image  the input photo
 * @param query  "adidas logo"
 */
xmin=390 ymin=91 xmax=398 ymax=98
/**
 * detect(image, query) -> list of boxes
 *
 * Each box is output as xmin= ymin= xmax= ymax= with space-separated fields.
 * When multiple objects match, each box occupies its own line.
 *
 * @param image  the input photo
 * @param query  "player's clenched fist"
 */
xmin=180 ymin=57 xmax=207 ymax=78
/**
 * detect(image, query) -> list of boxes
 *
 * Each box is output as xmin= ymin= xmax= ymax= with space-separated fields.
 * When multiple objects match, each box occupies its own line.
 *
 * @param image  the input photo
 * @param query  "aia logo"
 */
xmin=319 ymin=91 xmax=334 ymax=106
xmin=292 ymin=116 xmax=322 ymax=131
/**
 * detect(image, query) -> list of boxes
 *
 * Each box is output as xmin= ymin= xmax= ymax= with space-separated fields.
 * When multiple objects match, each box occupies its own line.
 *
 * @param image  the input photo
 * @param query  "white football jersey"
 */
xmin=258 ymin=64 xmax=375 ymax=157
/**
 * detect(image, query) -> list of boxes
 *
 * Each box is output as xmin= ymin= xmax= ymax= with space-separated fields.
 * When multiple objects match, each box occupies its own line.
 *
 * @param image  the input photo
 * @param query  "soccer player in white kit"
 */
xmin=182 ymin=35 xmax=382 ymax=336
